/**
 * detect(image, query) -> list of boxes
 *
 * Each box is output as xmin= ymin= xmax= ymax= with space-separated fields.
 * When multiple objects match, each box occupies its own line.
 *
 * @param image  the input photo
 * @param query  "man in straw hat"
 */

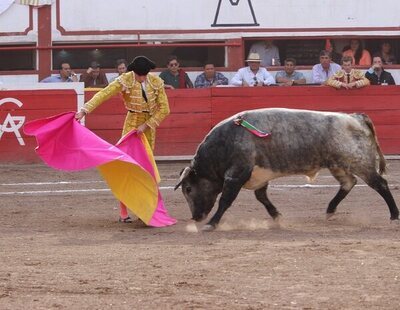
xmin=230 ymin=52 xmax=275 ymax=87
xmin=76 ymin=56 xmax=170 ymax=223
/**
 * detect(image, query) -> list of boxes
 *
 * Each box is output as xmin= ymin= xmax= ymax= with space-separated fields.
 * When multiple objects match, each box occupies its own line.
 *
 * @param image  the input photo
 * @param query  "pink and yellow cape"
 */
xmin=23 ymin=112 xmax=176 ymax=227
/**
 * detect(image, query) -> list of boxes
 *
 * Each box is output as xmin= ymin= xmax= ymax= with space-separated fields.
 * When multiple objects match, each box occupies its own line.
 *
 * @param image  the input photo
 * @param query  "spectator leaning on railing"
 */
xmin=365 ymin=56 xmax=396 ymax=85
xmin=159 ymin=55 xmax=193 ymax=89
xmin=275 ymin=58 xmax=306 ymax=86
xmin=194 ymin=62 xmax=229 ymax=88
xmin=326 ymin=56 xmax=370 ymax=89
xmin=311 ymin=50 xmax=341 ymax=84
xmin=40 ymin=62 xmax=78 ymax=83
xmin=230 ymin=52 xmax=275 ymax=87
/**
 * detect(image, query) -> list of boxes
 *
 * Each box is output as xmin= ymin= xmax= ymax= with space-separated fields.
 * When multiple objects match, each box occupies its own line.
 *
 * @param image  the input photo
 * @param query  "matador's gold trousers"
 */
xmin=122 ymin=111 xmax=155 ymax=150
xmin=119 ymin=111 xmax=157 ymax=221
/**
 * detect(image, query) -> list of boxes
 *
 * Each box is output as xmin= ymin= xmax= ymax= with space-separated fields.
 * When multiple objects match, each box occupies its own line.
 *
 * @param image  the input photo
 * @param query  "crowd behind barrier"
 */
xmin=10 ymin=38 xmax=393 ymax=89
xmin=2 ymin=69 xmax=400 ymax=86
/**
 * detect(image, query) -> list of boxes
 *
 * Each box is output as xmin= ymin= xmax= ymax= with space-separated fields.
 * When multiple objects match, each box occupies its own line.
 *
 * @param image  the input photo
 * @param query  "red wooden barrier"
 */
xmin=210 ymin=86 xmax=400 ymax=155
xmin=84 ymin=86 xmax=400 ymax=156
xmin=0 ymin=89 xmax=77 ymax=162
xmin=1 ymin=85 xmax=399 ymax=163
xmin=84 ymin=89 xmax=212 ymax=156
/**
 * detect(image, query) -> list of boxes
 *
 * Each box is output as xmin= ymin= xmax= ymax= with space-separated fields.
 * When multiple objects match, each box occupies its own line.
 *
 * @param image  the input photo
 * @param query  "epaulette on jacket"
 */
xmin=148 ymin=74 xmax=164 ymax=89
xmin=117 ymin=72 xmax=164 ymax=92
xmin=334 ymin=70 xmax=345 ymax=79
xmin=353 ymin=69 xmax=364 ymax=79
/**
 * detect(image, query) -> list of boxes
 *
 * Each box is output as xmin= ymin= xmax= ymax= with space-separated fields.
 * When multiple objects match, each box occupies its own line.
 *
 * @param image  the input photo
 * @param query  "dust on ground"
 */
xmin=0 ymin=161 xmax=399 ymax=309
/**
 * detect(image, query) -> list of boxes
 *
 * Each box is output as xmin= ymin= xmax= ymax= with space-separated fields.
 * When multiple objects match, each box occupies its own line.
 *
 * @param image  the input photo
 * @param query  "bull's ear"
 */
xmin=174 ymin=167 xmax=191 ymax=191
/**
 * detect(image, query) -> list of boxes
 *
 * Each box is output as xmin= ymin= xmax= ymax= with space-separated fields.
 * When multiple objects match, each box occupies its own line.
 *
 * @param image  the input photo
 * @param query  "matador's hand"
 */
xmin=75 ymin=111 xmax=86 ymax=121
xmin=137 ymin=123 xmax=148 ymax=134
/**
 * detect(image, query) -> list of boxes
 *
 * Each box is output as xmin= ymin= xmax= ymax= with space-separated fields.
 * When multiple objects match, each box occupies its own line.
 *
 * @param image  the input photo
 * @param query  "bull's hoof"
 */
xmin=326 ymin=212 xmax=336 ymax=220
xmin=270 ymin=214 xmax=282 ymax=228
xmin=273 ymin=214 xmax=282 ymax=223
xmin=201 ymin=224 xmax=216 ymax=232
xmin=185 ymin=222 xmax=199 ymax=233
xmin=390 ymin=218 xmax=399 ymax=224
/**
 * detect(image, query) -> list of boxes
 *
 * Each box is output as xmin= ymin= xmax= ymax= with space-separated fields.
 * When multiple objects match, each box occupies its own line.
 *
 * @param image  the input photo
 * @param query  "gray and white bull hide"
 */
xmin=175 ymin=108 xmax=399 ymax=231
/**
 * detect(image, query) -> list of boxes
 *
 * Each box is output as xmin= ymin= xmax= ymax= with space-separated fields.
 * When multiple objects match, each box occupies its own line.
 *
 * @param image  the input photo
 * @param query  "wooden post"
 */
xmin=37 ymin=5 xmax=52 ymax=81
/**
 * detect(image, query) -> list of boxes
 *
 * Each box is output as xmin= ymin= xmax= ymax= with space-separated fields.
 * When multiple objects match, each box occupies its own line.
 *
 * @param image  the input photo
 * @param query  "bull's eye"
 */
xmin=186 ymin=186 xmax=192 ymax=194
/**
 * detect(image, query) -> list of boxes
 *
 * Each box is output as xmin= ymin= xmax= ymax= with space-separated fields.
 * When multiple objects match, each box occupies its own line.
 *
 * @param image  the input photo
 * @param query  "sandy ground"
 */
xmin=0 ymin=160 xmax=400 ymax=310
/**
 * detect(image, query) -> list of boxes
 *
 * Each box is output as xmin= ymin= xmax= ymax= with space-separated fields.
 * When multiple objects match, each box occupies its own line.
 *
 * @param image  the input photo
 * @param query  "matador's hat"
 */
xmin=127 ymin=56 xmax=156 ymax=75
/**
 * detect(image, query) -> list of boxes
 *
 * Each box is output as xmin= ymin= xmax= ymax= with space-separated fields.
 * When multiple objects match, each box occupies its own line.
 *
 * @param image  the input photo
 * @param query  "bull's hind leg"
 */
xmin=254 ymin=184 xmax=281 ymax=220
xmin=361 ymin=172 xmax=399 ymax=220
xmin=326 ymin=168 xmax=357 ymax=219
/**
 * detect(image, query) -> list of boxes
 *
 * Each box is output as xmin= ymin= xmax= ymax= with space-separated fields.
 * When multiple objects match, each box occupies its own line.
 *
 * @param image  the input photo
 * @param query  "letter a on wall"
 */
xmin=211 ymin=0 xmax=259 ymax=27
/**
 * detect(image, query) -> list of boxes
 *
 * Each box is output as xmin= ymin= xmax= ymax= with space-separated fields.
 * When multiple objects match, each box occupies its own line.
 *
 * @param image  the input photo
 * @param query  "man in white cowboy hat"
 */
xmin=230 ymin=52 xmax=275 ymax=87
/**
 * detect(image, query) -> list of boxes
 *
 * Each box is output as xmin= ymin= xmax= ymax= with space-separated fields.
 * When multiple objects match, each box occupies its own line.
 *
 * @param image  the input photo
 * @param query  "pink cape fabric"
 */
xmin=23 ymin=112 xmax=176 ymax=227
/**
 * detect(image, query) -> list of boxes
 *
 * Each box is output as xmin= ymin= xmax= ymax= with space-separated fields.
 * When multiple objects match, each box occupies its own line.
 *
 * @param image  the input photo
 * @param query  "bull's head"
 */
xmin=175 ymin=167 xmax=221 ymax=222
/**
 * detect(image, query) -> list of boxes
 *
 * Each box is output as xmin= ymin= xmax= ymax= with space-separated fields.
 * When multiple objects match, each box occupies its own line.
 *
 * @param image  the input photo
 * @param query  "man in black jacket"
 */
xmin=365 ymin=56 xmax=396 ymax=85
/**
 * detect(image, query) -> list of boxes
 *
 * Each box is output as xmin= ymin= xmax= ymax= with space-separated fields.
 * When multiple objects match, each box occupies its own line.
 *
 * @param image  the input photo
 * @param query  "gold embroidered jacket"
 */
xmin=82 ymin=72 xmax=170 ymax=129
xmin=326 ymin=69 xmax=370 ymax=89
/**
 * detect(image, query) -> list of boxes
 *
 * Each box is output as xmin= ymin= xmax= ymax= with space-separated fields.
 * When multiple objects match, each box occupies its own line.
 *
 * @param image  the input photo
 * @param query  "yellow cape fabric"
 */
xmin=97 ymin=135 xmax=160 ymax=224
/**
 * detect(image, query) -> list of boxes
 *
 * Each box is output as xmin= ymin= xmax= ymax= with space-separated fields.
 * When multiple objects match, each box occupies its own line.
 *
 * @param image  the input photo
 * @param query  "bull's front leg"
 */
xmin=202 ymin=169 xmax=252 ymax=231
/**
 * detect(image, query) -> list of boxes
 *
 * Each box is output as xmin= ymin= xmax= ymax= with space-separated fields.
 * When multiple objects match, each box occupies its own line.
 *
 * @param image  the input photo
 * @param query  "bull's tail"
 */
xmin=359 ymin=113 xmax=386 ymax=175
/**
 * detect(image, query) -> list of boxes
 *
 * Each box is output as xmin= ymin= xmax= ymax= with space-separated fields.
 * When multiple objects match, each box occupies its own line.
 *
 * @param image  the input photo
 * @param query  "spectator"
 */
xmin=312 ymin=50 xmax=341 ymax=84
xmin=79 ymin=61 xmax=109 ymax=88
xmin=159 ymin=55 xmax=193 ymax=89
xmin=194 ymin=62 xmax=228 ymax=88
xmin=40 ymin=62 xmax=78 ymax=83
xmin=109 ymin=59 xmax=128 ymax=82
xmin=374 ymin=41 xmax=397 ymax=65
xmin=230 ymin=53 xmax=275 ymax=87
xmin=326 ymin=56 xmax=370 ymax=89
xmin=275 ymin=58 xmax=306 ymax=86
xmin=342 ymin=39 xmax=372 ymax=66
xmin=248 ymin=40 xmax=280 ymax=67
xmin=325 ymin=39 xmax=342 ymax=64
xmin=365 ymin=56 xmax=396 ymax=85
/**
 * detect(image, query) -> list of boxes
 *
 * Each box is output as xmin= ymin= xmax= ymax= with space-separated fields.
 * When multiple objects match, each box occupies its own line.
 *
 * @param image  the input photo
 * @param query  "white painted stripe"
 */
xmin=0 ymin=189 xmax=111 ymax=195
xmin=270 ymin=184 xmax=368 ymax=188
xmin=1 ymin=179 xmax=178 ymax=186
xmin=0 ymin=184 xmax=371 ymax=196
xmin=1 ymin=181 xmax=104 ymax=186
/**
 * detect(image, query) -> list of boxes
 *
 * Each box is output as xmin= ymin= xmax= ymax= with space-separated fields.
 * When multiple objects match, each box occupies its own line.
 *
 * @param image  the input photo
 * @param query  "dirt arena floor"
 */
xmin=1 ymin=160 xmax=400 ymax=309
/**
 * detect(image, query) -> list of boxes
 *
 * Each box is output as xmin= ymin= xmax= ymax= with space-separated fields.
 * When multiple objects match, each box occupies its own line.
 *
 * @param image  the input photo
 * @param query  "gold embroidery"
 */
xmin=82 ymin=71 xmax=169 ymax=135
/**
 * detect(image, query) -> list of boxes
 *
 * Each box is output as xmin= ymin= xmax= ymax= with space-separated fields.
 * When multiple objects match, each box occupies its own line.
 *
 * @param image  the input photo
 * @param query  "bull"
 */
xmin=175 ymin=108 xmax=399 ymax=231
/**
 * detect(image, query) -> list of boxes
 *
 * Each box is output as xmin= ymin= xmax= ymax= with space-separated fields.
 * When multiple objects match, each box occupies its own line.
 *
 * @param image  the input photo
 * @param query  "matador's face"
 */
xmin=135 ymin=74 xmax=147 ymax=83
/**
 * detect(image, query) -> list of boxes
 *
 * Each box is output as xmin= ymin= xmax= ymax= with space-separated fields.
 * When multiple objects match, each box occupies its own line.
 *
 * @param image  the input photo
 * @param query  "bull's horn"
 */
xmin=174 ymin=167 xmax=191 ymax=191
